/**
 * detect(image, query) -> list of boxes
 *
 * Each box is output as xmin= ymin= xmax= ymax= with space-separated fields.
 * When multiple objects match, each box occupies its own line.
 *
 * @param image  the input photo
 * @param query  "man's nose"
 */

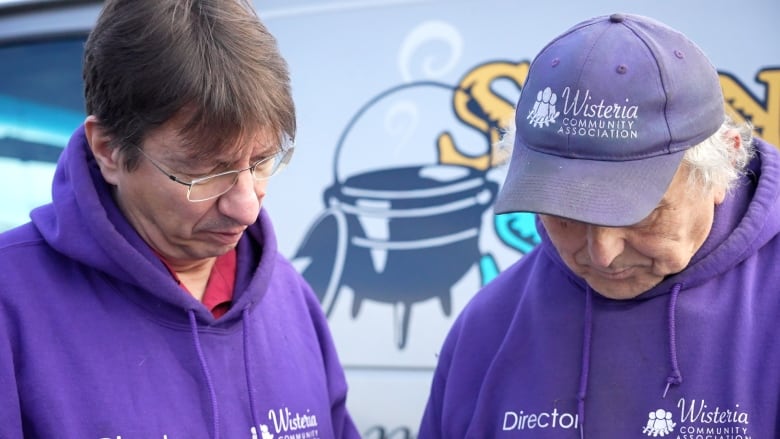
xmin=586 ymin=225 xmax=625 ymax=268
xmin=217 ymin=170 xmax=262 ymax=226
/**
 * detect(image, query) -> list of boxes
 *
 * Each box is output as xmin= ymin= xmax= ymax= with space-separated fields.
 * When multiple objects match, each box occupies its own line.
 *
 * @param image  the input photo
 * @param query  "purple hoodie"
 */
xmin=419 ymin=138 xmax=780 ymax=438
xmin=0 ymin=126 xmax=360 ymax=439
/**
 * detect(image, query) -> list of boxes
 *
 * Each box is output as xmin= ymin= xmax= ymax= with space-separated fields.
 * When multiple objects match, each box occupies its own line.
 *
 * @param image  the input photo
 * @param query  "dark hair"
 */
xmin=83 ymin=0 xmax=296 ymax=169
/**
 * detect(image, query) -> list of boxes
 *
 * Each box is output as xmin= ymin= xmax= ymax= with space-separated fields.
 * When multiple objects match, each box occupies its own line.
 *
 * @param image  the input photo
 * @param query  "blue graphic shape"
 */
xmin=479 ymin=253 xmax=500 ymax=285
xmin=494 ymin=212 xmax=541 ymax=255
xmin=292 ymin=207 xmax=349 ymax=317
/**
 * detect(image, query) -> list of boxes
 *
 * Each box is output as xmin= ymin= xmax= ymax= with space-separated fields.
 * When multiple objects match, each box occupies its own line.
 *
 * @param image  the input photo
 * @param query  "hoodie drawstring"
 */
xmin=187 ymin=308 xmax=261 ymax=438
xmin=577 ymin=282 xmax=685 ymax=438
xmin=188 ymin=310 xmax=220 ymax=439
xmin=577 ymin=286 xmax=593 ymax=439
xmin=663 ymin=283 xmax=683 ymax=398
xmin=243 ymin=306 xmax=261 ymax=430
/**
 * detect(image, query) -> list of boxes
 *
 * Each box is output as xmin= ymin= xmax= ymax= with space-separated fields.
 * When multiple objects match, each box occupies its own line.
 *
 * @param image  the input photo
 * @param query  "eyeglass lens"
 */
xmin=187 ymin=148 xmax=293 ymax=201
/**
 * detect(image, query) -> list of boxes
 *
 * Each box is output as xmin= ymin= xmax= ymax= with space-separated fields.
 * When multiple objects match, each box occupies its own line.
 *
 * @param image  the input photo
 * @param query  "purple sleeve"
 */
xmin=0 ymin=306 xmax=24 ymax=438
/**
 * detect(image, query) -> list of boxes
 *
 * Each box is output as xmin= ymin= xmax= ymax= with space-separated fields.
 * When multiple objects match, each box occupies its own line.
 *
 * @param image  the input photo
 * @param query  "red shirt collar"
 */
xmin=156 ymin=248 xmax=237 ymax=318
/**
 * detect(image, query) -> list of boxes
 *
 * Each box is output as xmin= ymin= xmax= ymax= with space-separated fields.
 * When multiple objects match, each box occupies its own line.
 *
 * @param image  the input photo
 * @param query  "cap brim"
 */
xmin=493 ymin=142 xmax=685 ymax=227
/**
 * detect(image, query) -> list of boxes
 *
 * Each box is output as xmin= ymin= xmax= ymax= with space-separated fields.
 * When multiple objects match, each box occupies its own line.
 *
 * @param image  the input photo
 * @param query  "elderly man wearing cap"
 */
xmin=419 ymin=13 xmax=780 ymax=439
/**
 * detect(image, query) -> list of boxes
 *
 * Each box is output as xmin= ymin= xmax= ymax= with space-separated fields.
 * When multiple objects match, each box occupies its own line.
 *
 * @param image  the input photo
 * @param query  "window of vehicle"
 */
xmin=0 ymin=35 xmax=86 ymax=230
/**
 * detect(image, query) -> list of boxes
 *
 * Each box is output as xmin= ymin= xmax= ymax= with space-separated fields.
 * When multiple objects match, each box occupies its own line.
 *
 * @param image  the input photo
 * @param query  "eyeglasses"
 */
xmin=135 ymin=146 xmax=294 ymax=202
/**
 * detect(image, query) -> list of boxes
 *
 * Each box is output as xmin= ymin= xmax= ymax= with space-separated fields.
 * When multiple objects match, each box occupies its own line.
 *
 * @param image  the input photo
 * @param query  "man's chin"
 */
xmin=586 ymin=279 xmax=656 ymax=300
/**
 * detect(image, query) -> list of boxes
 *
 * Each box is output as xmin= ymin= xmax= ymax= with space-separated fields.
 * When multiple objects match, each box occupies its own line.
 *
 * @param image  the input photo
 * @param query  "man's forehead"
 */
xmin=157 ymin=106 xmax=280 ymax=152
xmin=150 ymin=119 xmax=278 ymax=158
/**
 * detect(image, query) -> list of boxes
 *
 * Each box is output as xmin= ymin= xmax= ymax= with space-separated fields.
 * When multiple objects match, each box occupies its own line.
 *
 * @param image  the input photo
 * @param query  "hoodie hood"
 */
xmin=30 ymin=125 xmax=276 ymax=325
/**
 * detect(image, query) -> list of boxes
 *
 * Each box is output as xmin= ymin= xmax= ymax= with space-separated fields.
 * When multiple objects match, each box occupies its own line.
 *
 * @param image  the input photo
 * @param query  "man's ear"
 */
xmin=725 ymin=128 xmax=743 ymax=151
xmin=713 ymin=128 xmax=744 ymax=206
xmin=84 ymin=115 xmax=122 ymax=185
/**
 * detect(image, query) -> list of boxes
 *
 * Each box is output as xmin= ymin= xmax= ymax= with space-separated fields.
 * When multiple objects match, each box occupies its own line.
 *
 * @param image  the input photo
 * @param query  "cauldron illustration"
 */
xmin=294 ymin=82 xmax=498 ymax=348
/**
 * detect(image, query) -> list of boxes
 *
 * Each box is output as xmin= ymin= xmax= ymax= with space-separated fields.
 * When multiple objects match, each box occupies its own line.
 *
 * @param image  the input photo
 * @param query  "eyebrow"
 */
xmin=194 ymin=149 xmax=277 ymax=174
xmin=159 ymin=138 xmax=280 ymax=171
xmin=655 ymin=198 xmax=673 ymax=211
xmin=635 ymin=200 xmax=671 ymax=225
xmin=249 ymin=149 xmax=278 ymax=163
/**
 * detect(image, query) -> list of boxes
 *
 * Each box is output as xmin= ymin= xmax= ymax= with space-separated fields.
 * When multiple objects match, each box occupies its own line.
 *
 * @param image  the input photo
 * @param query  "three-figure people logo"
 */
xmin=527 ymin=86 xmax=560 ymax=128
xmin=642 ymin=409 xmax=676 ymax=437
xmin=250 ymin=425 xmax=274 ymax=439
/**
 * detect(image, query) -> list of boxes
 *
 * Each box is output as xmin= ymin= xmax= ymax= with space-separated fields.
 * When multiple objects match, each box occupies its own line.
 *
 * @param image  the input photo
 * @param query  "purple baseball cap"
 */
xmin=493 ymin=13 xmax=725 ymax=226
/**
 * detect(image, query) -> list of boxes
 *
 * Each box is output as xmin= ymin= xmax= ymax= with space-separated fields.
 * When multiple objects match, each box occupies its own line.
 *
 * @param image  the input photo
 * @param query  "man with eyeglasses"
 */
xmin=0 ymin=1 xmax=360 ymax=439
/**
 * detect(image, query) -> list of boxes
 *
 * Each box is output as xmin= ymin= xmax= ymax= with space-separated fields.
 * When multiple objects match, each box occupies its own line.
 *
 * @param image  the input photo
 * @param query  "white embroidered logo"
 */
xmin=527 ymin=86 xmax=560 ymax=127
xmin=250 ymin=425 xmax=274 ymax=439
xmin=642 ymin=409 xmax=676 ymax=437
